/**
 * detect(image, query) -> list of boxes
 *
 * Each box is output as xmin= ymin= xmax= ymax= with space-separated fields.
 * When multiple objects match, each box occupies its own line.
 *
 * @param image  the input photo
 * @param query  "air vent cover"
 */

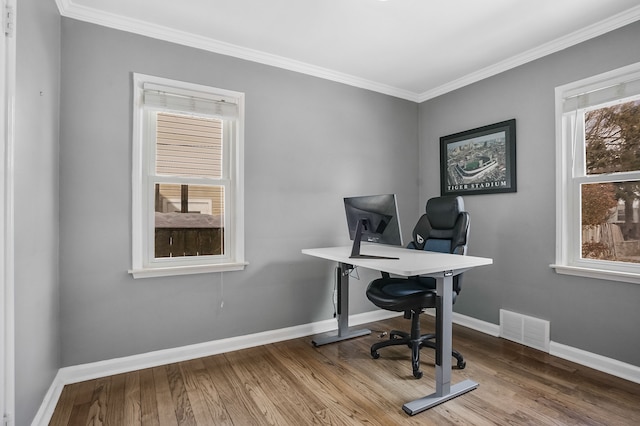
xmin=500 ymin=309 xmax=550 ymax=352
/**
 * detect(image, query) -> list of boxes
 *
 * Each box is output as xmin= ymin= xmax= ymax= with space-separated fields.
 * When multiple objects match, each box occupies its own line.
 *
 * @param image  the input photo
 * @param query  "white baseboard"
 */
xmin=32 ymin=308 xmax=639 ymax=425
xmin=421 ymin=308 xmax=500 ymax=336
xmin=31 ymin=370 xmax=66 ymax=426
xmin=452 ymin=311 xmax=501 ymax=336
xmin=31 ymin=310 xmax=400 ymax=426
xmin=550 ymin=341 xmax=640 ymax=385
xmin=448 ymin=312 xmax=640 ymax=385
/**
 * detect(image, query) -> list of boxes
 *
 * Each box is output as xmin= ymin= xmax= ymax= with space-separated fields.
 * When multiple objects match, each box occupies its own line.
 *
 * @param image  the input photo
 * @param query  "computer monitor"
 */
xmin=344 ymin=194 xmax=403 ymax=259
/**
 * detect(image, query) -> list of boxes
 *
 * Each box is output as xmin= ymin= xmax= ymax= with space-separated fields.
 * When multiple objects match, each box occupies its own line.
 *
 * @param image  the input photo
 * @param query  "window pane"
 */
xmin=585 ymin=99 xmax=640 ymax=175
xmin=156 ymin=112 xmax=222 ymax=178
xmin=581 ymin=181 xmax=640 ymax=263
xmin=154 ymin=183 xmax=224 ymax=258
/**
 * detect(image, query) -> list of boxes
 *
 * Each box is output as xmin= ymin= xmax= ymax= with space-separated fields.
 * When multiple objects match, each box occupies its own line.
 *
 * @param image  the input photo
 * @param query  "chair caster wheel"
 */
xmin=371 ymin=350 xmax=380 ymax=359
xmin=413 ymin=371 xmax=423 ymax=379
xmin=457 ymin=360 xmax=466 ymax=369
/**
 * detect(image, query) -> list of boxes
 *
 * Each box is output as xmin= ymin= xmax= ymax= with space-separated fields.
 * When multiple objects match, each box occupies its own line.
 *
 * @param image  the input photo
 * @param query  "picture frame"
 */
xmin=440 ymin=119 xmax=516 ymax=196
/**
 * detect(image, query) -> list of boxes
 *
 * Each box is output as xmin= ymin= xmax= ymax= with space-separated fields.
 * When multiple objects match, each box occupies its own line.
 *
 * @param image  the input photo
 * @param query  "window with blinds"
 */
xmin=156 ymin=112 xmax=223 ymax=179
xmin=554 ymin=62 xmax=640 ymax=284
xmin=130 ymin=74 xmax=246 ymax=278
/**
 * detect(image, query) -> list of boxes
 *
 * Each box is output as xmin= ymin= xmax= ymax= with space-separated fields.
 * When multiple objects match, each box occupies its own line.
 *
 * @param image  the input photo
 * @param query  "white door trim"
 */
xmin=1 ymin=0 xmax=17 ymax=424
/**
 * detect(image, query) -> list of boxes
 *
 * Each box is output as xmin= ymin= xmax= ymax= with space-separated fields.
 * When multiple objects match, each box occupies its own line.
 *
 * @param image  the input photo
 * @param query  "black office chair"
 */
xmin=366 ymin=195 xmax=470 ymax=379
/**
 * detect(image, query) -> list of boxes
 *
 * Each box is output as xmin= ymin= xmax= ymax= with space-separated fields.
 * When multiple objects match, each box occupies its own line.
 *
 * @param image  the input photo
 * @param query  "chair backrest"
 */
xmin=408 ymin=196 xmax=470 ymax=293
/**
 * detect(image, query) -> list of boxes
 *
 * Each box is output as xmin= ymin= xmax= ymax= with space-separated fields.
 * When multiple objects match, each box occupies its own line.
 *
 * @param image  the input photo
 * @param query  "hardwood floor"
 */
xmin=50 ymin=315 xmax=640 ymax=425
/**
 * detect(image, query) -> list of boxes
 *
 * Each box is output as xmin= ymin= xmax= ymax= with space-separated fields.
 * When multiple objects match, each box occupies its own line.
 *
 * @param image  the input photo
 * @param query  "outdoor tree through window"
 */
xmin=555 ymin=62 xmax=640 ymax=283
xmin=582 ymin=100 xmax=640 ymax=263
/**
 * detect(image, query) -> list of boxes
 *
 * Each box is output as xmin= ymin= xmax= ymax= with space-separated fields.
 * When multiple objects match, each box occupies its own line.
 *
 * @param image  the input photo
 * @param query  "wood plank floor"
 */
xmin=50 ymin=315 xmax=640 ymax=425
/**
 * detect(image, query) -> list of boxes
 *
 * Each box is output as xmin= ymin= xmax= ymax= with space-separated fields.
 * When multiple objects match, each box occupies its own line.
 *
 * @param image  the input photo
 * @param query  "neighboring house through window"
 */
xmin=130 ymin=74 xmax=246 ymax=278
xmin=554 ymin=62 xmax=640 ymax=284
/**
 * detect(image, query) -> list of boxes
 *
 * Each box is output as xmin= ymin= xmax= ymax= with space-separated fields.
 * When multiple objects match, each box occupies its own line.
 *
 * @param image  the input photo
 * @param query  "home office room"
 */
xmin=5 ymin=0 xmax=640 ymax=425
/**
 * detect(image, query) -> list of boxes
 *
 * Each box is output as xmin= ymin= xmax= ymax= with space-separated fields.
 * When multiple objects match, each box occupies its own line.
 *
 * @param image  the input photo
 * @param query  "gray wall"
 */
xmin=14 ymin=0 xmax=61 ymax=423
xmin=59 ymin=19 xmax=419 ymax=367
xmin=419 ymin=21 xmax=640 ymax=366
xmin=17 ymin=7 xmax=639 ymax=422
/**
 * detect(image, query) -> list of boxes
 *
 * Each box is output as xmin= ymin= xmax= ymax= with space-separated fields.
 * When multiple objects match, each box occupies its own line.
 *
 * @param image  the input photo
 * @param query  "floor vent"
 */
xmin=499 ymin=309 xmax=550 ymax=352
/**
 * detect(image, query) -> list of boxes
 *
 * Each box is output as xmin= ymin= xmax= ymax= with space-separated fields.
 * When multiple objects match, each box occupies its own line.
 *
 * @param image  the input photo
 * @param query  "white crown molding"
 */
xmin=54 ymin=0 xmax=419 ymax=102
xmin=417 ymin=4 xmax=640 ymax=102
xmin=55 ymin=1 xmax=640 ymax=104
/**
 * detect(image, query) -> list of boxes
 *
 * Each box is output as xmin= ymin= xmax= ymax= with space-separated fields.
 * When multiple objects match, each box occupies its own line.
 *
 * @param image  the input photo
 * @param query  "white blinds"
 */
xmin=143 ymin=83 xmax=238 ymax=119
xmin=562 ymin=68 xmax=640 ymax=113
xmin=156 ymin=112 xmax=222 ymax=179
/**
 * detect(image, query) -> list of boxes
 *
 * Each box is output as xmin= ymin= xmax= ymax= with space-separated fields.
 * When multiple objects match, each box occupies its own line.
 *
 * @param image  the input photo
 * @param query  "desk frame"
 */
xmin=311 ymin=263 xmax=372 ymax=346
xmin=302 ymin=245 xmax=491 ymax=416
xmin=401 ymin=271 xmax=478 ymax=415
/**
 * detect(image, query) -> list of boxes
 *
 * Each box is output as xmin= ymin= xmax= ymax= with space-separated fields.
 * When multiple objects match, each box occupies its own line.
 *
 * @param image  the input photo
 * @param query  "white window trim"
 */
xmin=129 ymin=73 xmax=247 ymax=278
xmin=552 ymin=62 xmax=640 ymax=285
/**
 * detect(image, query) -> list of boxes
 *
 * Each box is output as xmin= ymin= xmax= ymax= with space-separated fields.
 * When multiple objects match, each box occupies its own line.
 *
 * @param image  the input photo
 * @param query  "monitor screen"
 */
xmin=344 ymin=194 xmax=402 ymax=259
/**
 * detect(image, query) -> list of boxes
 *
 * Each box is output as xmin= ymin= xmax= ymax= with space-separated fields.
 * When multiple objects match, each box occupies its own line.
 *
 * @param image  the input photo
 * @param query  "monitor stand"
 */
xmin=349 ymin=219 xmax=399 ymax=259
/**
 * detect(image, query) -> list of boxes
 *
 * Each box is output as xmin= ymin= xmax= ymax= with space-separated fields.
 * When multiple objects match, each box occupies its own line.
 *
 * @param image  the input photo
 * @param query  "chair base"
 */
xmin=370 ymin=312 xmax=465 ymax=379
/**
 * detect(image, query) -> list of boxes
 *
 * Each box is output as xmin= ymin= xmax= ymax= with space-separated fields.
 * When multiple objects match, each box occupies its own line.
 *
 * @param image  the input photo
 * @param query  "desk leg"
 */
xmin=402 ymin=273 xmax=478 ymax=415
xmin=312 ymin=262 xmax=371 ymax=346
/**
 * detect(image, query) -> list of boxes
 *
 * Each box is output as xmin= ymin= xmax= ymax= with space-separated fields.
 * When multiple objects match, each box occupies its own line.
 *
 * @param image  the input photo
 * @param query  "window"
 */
xmin=130 ymin=74 xmax=246 ymax=278
xmin=554 ymin=62 xmax=640 ymax=284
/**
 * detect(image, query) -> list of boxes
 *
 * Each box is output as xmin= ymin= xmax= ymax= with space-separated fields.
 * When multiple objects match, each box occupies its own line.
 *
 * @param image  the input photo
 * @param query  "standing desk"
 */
xmin=301 ymin=244 xmax=492 ymax=415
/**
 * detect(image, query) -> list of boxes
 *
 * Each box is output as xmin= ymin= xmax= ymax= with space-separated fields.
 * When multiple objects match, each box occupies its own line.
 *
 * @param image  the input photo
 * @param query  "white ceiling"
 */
xmin=56 ymin=0 xmax=640 ymax=101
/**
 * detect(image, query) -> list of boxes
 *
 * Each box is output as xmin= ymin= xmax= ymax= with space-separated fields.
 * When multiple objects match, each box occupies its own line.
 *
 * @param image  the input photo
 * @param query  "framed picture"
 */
xmin=440 ymin=119 xmax=516 ymax=196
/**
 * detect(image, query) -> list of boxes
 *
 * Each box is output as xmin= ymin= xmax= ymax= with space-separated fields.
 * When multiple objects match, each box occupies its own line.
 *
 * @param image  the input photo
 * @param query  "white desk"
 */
xmin=301 ymin=244 xmax=492 ymax=416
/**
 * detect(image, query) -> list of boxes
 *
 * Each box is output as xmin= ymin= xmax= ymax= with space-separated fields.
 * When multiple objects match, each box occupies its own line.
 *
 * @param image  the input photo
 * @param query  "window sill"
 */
xmin=550 ymin=264 xmax=640 ymax=285
xmin=129 ymin=261 xmax=248 ymax=279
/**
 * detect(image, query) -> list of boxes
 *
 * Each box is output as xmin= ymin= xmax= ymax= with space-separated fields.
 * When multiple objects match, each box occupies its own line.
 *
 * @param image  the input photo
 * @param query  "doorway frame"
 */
xmin=1 ymin=0 xmax=17 ymax=424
